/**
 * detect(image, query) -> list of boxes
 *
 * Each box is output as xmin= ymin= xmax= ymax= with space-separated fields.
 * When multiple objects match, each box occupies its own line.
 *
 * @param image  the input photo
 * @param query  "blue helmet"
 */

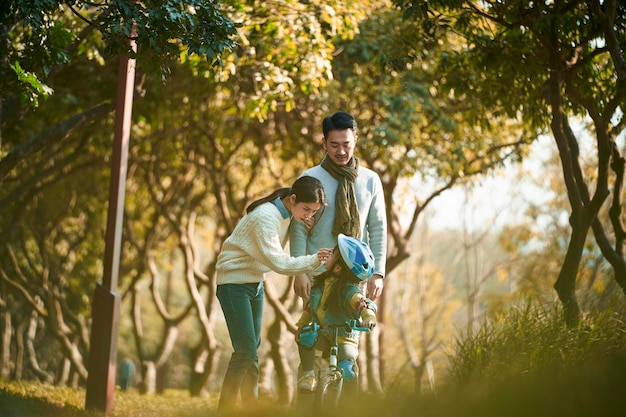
xmin=337 ymin=234 xmax=375 ymax=281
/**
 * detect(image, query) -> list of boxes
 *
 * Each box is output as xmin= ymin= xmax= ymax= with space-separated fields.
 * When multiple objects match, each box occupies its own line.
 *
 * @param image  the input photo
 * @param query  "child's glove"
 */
xmin=362 ymin=319 xmax=376 ymax=330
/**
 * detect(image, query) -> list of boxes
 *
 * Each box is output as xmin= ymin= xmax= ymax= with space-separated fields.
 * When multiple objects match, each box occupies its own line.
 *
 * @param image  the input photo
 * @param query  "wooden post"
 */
xmin=85 ymin=23 xmax=137 ymax=413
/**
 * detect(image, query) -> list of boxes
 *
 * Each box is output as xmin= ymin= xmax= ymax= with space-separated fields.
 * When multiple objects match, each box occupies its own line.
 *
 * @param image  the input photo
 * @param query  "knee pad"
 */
xmin=338 ymin=360 xmax=356 ymax=381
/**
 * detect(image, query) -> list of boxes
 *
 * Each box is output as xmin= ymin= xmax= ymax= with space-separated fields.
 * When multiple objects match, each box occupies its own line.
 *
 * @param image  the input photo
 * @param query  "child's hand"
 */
xmin=362 ymin=319 xmax=376 ymax=329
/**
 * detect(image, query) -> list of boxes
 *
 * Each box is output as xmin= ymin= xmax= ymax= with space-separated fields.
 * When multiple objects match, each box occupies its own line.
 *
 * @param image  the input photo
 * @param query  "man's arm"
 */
xmin=366 ymin=174 xmax=387 ymax=300
xmin=290 ymin=219 xmax=312 ymax=299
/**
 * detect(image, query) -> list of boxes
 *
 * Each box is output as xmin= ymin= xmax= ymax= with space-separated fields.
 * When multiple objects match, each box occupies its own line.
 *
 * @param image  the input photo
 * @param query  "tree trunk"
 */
xmin=1 ymin=309 xmax=11 ymax=379
xmin=15 ymin=318 xmax=25 ymax=379
xmin=189 ymin=340 xmax=220 ymax=396
xmin=183 ymin=216 xmax=221 ymax=397
xmin=364 ymin=326 xmax=384 ymax=394
xmin=140 ymin=360 xmax=157 ymax=395
xmin=412 ymin=362 xmax=425 ymax=395
xmin=550 ymin=114 xmax=608 ymax=326
xmin=590 ymin=125 xmax=626 ymax=293
xmin=553 ymin=245 xmax=584 ymax=326
xmin=58 ymin=358 xmax=71 ymax=386
xmin=25 ymin=311 xmax=54 ymax=383
xmin=258 ymin=353 xmax=275 ymax=402
xmin=266 ymin=319 xmax=295 ymax=404
xmin=547 ymin=68 xmax=600 ymax=326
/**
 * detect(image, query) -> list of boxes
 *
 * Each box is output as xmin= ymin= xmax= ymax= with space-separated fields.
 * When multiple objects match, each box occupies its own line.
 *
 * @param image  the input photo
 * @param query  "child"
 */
xmin=295 ymin=233 xmax=377 ymax=392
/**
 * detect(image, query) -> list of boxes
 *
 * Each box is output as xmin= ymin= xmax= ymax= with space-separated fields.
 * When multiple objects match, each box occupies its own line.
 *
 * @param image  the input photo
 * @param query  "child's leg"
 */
xmin=298 ymin=344 xmax=316 ymax=373
xmin=297 ymin=344 xmax=317 ymax=391
xmin=297 ymin=336 xmax=330 ymax=391
xmin=337 ymin=342 xmax=361 ymax=401
xmin=337 ymin=342 xmax=360 ymax=380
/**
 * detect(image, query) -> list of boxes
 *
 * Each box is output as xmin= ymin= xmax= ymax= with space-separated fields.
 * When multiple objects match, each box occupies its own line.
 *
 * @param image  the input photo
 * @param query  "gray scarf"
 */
xmin=321 ymin=155 xmax=361 ymax=239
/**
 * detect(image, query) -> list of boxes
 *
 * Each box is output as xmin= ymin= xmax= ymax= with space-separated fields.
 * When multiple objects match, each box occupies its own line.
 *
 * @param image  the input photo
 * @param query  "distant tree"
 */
xmin=499 ymin=140 xmax=622 ymax=312
xmin=388 ymin=235 xmax=459 ymax=395
xmin=395 ymin=0 xmax=626 ymax=325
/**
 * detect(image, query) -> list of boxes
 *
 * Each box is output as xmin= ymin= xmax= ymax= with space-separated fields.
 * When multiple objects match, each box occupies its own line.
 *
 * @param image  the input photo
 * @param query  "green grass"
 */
xmin=0 ymin=382 xmax=219 ymax=417
xmin=2 ymin=358 xmax=626 ymax=417
xmin=448 ymin=302 xmax=626 ymax=384
xmin=3 ymin=302 xmax=626 ymax=416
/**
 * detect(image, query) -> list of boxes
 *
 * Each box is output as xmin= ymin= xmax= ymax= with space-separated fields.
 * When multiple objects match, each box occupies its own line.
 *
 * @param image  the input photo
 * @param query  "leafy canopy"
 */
xmin=1 ymin=0 xmax=238 ymax=104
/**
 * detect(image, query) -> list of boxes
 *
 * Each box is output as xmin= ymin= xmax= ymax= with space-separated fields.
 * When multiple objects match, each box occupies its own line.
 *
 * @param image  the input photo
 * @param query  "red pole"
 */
xmin=85 ymin=23 xmax=137 ymax=413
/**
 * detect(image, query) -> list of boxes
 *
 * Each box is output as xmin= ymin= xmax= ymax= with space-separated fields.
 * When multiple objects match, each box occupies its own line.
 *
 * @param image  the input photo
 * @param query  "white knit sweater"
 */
xmin=216 ymin=200 xmax=322 ymax=285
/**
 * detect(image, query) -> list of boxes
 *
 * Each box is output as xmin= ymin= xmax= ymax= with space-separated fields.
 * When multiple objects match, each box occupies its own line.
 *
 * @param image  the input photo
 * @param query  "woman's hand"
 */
xmin=304 ymin=217 xmax=315 ymax=231
xmin=316 ymin=248 xmax=333 ymax=263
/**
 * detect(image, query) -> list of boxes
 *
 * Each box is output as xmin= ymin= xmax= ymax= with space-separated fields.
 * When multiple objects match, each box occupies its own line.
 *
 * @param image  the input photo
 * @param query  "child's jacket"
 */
xmin=296 ymin=277 xmax=376 ymax=346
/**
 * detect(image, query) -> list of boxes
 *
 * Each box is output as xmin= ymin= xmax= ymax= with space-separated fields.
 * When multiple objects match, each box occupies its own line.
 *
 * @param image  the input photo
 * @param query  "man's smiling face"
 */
xmin=323 ymin=129 xmax=356 ymax=167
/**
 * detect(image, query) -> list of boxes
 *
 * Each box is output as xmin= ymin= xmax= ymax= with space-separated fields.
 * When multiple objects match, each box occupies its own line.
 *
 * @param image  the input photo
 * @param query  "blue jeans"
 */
xmin=216 ymin=282 xmax=264 ymax=411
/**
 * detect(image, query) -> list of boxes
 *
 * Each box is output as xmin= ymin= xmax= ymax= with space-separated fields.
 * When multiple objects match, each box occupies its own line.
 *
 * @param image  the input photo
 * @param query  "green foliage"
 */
xmin=206 ymin=0 xmax=371 ymax=121
xmin=10 ymin=61 xmax=54 ymax=106
xmin=314 ymin=7 xmax=528 ymax=186
xmin=393 ymin=0 xmax=626 ymax=136
xmin=448 ymin=300 xmax=626 ymax=386
xmin=97 ymin=0 xmax=237 ymax=70
xmin=1 ymin=0 xmax=238 ymax=102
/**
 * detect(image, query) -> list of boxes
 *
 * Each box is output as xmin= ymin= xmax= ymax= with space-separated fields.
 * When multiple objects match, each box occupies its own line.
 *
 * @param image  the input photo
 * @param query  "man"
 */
xmin=290 ymin=111 xmax=387 ymax=301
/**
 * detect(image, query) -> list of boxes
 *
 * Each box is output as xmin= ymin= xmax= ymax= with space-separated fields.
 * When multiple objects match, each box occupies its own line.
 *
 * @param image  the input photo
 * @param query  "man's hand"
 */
xmin=367 ymin=275 xmax=384 ymax=300
xmin=294 ymin=274 xmax=311 ymax=300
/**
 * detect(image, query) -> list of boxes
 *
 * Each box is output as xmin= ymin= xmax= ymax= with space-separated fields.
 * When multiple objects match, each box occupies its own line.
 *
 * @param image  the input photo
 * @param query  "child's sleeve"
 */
xmin=350 ymin=294 xmax=377 ymax=323
xmin=295 ymin=303 xmax=313 ymax=328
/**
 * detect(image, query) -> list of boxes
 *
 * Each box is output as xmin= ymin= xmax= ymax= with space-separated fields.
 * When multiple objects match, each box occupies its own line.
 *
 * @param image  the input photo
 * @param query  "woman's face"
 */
xmin=290 ymin=198 xmax=321 ymax=223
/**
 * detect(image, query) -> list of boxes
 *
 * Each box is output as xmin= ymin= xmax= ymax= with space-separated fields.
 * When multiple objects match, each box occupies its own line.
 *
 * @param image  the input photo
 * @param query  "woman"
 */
xmin=216 ymin=175 xmax=333 ymax=412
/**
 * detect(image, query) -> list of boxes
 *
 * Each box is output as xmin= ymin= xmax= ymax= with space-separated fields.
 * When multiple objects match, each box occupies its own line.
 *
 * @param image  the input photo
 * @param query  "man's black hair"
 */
xmin=322 ymin=112 xmax=357 ymax=138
